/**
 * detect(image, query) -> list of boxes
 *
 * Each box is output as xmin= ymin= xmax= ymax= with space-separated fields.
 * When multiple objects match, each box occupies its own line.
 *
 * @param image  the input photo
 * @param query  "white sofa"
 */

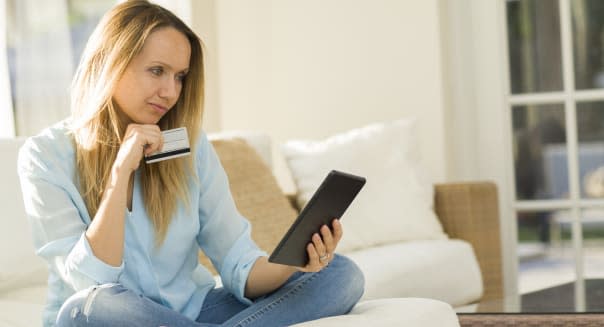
xmin=208 ymin=128 xmax=491 ymax=308
xmin=0 ymin=134 xmax=470 ymax=327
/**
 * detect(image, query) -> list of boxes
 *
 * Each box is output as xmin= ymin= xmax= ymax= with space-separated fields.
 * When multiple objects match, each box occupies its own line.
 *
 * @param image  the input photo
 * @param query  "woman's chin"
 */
xmin=132 ymin=116 xmax=162 ymax=125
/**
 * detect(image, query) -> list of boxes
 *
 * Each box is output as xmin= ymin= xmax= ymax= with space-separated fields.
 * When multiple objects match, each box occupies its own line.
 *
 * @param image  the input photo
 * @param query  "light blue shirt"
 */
xmin=17 ymin=121 xmax=267 ymax=327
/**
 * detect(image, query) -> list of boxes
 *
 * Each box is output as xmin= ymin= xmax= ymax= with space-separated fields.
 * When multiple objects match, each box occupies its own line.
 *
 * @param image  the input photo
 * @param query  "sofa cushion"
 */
xmin=202 ymin=138 xmax=298 ymax=273
xmin=0 ymin=284 xmax=46 ymax=327
xmin=347 ymin=239 xmax=483 ymax=307
xmin=208 ymin=131 xmax=273 ymax=170
xmin=0 ymin=138 xmax=48 ymax=292
xmin=1 ymin=291 xmax=461 ymax=327
xmin=292 ymin=298 xmax=460 ymax=327
xmin=281 ymin=119 xmax=447 ymax=253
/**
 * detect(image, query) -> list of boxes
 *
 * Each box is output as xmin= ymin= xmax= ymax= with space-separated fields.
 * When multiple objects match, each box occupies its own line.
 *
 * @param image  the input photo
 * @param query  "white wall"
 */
xmin=193 ymin=0 xmax=447 ymax=192
xmin=193 ymin=0 xmax=517 ymax=299
xmin=191 ymin=0 xmax=221 ymax=133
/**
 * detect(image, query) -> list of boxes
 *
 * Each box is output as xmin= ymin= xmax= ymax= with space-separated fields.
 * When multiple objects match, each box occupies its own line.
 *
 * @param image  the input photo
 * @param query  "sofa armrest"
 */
xmin=434 ymin=181 xmax=503 ymax=301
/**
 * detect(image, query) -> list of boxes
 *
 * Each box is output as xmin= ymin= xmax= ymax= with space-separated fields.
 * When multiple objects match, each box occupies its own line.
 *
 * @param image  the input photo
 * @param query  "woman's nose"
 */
xmin=159 ymin=77 xmax=179 ymax=99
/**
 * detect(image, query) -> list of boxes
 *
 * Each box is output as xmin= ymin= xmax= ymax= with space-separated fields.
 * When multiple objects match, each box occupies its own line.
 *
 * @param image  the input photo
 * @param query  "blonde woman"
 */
xmin=17 ymin=1 xmax=363 ymax=327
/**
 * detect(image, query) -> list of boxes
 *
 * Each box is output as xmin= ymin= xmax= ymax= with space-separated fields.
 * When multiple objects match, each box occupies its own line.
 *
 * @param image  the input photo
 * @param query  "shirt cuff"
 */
xmin=221 ymin=239 xmax=267 ymax=305
xmin=66 ymin=233 xmax=124 ymax=285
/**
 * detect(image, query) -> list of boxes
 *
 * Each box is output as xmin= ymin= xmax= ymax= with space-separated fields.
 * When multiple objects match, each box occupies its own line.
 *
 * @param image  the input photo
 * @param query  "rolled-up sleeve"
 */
xmin=195 ymin=133 xmax=266 ymax=304
xmin=65 ymin=234 xmax=124 ymax=287
xmin=18 ymin=138 xmax=124 ymax=292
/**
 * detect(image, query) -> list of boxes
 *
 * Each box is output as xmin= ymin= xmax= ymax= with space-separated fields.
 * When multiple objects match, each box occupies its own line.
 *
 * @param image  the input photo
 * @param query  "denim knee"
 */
xmin=56 ymin=283 xmax=121 ymax=326
xmin=329 ymin=254 xmax=365 ymax=308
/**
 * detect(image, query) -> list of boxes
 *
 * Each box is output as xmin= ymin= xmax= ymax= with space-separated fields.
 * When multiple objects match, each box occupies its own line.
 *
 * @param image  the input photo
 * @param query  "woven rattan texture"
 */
xmin=434 ymin=182 xmax=503 ymax=301
xmin=459 ymin=314 xmax=604 ymax=326
xmin=199 ymin=139 xmax=298 ymax=275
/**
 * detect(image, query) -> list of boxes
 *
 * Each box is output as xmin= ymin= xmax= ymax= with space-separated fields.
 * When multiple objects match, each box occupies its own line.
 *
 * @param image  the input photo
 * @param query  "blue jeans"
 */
xmin=56 ymin=254 xmax=364 ymax=327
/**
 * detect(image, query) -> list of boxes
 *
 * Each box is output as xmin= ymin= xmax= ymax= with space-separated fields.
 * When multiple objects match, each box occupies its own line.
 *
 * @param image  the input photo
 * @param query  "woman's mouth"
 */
xmin=149 ymin=103 xmax=168 ymax=114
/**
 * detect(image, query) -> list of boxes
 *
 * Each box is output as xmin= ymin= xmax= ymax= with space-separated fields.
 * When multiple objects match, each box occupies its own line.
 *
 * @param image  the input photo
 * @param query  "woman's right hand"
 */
xmin=86 ymin=124 xmax=162 ymax=267
xmin=114 ymin=124 xmax=164 ymax=174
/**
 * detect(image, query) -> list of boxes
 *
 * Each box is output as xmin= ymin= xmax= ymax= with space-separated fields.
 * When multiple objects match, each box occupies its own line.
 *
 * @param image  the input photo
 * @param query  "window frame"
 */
xmin=449 ymin=0 xmax=604 ymax=306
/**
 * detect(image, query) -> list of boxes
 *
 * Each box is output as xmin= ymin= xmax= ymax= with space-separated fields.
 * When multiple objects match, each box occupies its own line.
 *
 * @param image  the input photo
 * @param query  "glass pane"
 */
xmin=576 ymin=102 xmax=604 ymax=198
xmin=6 ymin=0 xmax=114 ymax=136
xmin=513 ymin=104 xmax=567 ymax=200
xmin=507 ymin=0 xmax=563 ymax=94
xmin=67 ymin=1 xmax=114 ymax=65
xmin=518 ymin=210 xmax=577 ymax=294
xmin=582 ymin=208 xmax=604 ymax=280
xmin=572 ymin=0 xmax=604 ymax=90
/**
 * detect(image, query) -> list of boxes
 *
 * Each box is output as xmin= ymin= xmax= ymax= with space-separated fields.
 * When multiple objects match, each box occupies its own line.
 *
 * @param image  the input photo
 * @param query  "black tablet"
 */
xmin=268 ymin=170 xmax=366 ymax=267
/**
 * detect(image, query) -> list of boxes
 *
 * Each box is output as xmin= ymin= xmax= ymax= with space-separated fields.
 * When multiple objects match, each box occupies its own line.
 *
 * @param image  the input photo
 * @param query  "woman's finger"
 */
xmin=312 ymin=233 xmax=328 ymax=264
xmin=157 ymin=132 xmax=164 ymax=154
xmin=305 ymin=243 xmax=322 ymax=272
xmin=143 ymin=136 xmax=162 ymax=155
xmin=138 ymin=127 xmax=163 ymax=155
xmin=320 ymin=225 xmax=335 ymax=255
xmin=332 ymin=219 xmax=343 ymax=243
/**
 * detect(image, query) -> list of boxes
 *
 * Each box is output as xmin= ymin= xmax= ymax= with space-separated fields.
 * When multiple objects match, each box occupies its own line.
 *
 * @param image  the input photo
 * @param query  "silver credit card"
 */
xmin=145 ymin=127 xmax=191 ymax=163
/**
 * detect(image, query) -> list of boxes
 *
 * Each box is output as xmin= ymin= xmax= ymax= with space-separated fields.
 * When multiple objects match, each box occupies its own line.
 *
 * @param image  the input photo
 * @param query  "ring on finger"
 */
xmin=319 ymin=253 xmax=329 ymax=262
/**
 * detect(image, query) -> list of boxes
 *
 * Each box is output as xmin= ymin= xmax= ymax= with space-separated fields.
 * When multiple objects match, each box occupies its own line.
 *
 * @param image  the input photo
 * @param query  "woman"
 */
xmin=17 ymin=1 xmax=364 ymax=326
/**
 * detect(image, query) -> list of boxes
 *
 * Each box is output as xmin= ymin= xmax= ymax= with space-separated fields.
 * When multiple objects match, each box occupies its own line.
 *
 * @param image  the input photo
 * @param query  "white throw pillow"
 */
xmin=281 ymin=119 xmax=447 ymax=253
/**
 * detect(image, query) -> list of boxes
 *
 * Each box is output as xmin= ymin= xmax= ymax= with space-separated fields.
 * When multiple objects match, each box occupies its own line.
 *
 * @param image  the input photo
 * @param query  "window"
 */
xmin=2 ymin=0 xmax=191 ymax=136
xmin=506 ymin=0 xmax=604 ymax=298
xmin=5 ymin=0 xmax=114 ymax=136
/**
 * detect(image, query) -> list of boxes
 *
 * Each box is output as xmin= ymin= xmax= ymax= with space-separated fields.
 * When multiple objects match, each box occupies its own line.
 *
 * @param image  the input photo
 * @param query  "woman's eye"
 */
xmin=150 ymin=67 xmax=163 ymax=76
xmin=176 ymin=73 xmax=187 ymax=82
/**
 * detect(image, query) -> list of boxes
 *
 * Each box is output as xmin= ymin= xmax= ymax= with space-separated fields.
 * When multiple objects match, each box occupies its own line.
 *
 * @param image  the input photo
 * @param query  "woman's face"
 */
xmin=113 ymin=27 xmax=191 ymax=125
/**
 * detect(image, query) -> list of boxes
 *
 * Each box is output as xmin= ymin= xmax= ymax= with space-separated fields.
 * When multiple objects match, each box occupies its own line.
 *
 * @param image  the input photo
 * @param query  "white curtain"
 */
xmin=13 ymin=0 xmax=73 ymax=136
xmin=0 ymin=0 xmax=15 ymax=137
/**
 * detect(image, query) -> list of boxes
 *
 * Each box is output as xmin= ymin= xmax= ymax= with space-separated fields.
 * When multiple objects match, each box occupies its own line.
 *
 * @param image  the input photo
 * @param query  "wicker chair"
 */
xmin=434 ymin=182 xmax=503 ymax=301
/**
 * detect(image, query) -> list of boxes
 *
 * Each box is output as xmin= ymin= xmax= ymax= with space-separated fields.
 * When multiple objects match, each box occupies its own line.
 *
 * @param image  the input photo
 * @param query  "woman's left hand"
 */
xmin=245 ymin=218 xmax=342 ymax=298
xmin=297 ymin=219 xmax=343 ymax=273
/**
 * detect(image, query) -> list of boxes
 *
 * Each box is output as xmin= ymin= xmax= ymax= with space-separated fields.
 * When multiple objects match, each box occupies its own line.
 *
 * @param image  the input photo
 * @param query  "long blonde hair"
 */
xmin=70 ymin=0 xmax=204 ymax=244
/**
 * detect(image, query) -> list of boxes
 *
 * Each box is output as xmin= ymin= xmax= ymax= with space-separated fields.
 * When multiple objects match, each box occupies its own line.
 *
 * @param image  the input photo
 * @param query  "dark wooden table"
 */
xmin=457 ymin=279 xmax=604 ymax=326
